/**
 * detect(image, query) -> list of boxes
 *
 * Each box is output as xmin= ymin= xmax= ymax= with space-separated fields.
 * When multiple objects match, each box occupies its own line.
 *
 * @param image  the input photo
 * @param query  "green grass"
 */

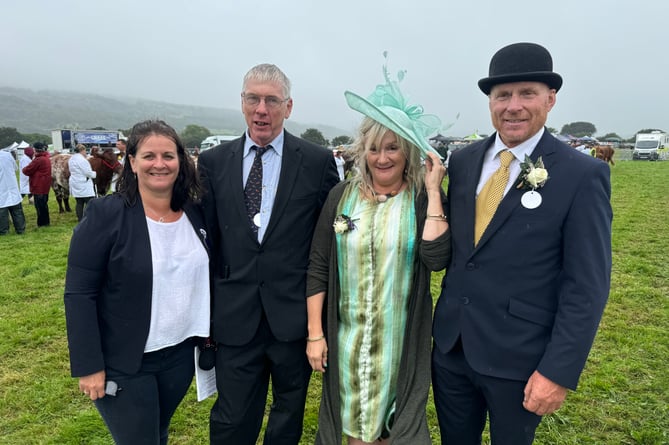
xmin=1 ymin=160 xmax=668 ymax=444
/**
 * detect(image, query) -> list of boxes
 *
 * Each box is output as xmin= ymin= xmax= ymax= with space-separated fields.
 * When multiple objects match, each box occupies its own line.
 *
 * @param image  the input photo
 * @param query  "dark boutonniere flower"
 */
xmin=516 ymin=155 xmax=549 ymax=190
xmin=333 ymin=214 xmax=357 ymax=234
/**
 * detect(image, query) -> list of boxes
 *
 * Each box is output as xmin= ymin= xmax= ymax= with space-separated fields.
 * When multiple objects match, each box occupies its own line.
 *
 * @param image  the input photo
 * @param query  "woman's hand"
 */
xmin=306 ymin=338 xmax=328 ymax=373
xmin=424 ymin=152 xmax=447 ymax=192
xmin=422 ymin=152 xmax=449 ymax=241
xmin=79 ymin=370 xmax=106 ymax=400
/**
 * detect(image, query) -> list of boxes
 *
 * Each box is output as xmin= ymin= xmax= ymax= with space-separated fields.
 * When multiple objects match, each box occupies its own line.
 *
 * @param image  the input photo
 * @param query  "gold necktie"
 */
xmin=474 ymin=150 xmax=514 ymax=245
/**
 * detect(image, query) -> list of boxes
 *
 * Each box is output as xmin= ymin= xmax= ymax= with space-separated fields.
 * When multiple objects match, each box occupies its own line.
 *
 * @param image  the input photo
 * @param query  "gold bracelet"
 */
xmin=307 ymin=335 xmax=325 ymax=342
xmin=426 ymin=214 xmax=448 ymax=221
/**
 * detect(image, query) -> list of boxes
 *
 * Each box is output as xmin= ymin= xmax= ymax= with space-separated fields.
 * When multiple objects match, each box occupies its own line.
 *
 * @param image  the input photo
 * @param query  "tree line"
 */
xmin=3 ymin=121 xmax=664 ymax=150
xmin=179 ymin=125 xmax=354 ymax=148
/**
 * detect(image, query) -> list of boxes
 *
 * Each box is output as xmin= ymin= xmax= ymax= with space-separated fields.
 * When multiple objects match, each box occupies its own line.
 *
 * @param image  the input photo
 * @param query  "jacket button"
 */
xmin=461 ymin=297 xmax=470 ymax=305
xmin=465 ymin=262 xmax=475 ymax=270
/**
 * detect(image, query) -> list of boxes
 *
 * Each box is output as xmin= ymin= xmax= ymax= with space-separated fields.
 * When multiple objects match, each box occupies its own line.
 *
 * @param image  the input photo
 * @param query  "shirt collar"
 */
xmin=244 ymin=130 xmax=285 ymax=158
xmin=492 ymin=127 xmax=545 ymax=161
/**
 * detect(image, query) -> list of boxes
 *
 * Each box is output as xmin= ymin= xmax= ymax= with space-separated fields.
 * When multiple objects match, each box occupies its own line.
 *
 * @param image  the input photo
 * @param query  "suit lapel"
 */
xmin=462 ymin=138 xmax=493 ymax=252
xmin=217 ymin=138 xmax=255 ymax=241
xmin=184 ymin=203 xmax=211 ymax=254
xmin=261 ymin=132 xmax=302 ymax=244
xmin=227 ymin=139 xmax=248 ymax=224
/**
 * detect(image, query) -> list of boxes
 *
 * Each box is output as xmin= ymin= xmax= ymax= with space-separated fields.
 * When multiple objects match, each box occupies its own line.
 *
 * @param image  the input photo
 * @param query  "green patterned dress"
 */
xmin=335 ymin=185 xmax=417 ymax=442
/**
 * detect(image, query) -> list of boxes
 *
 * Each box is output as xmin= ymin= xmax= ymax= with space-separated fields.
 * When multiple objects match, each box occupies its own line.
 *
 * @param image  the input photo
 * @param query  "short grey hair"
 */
xmin=242 ymin=63 xmax=291 ymax=99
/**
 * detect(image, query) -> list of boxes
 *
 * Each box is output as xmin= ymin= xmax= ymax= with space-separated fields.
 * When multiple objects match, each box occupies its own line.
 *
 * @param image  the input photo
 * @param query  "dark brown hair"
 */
xmin=118 ymin=119 xmax=202 ymax=209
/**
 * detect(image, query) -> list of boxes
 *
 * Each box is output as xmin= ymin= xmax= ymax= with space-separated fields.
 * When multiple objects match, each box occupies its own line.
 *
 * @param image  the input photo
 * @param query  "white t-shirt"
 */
xmin=144 ymin=213 xmax=210 ymax=352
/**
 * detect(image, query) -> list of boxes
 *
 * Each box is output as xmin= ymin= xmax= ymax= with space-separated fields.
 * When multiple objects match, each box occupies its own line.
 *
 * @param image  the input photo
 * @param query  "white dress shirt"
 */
xmin=476 ymin=128 xmax=545 ymax=197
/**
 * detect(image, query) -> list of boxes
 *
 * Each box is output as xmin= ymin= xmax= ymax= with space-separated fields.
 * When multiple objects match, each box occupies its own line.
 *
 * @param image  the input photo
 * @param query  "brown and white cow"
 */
xmin=89 ymin=147 xmax=123 ymax=196
xmin=51 ymin=154 xmax=72 ymax=213
xmin=51 ymin=149 xmax=123 ymax=213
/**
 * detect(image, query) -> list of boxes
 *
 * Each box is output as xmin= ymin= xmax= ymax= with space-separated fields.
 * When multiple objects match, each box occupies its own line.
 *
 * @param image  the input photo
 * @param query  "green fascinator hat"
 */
xmin=345 ymin=52 xmax=442 ymax=159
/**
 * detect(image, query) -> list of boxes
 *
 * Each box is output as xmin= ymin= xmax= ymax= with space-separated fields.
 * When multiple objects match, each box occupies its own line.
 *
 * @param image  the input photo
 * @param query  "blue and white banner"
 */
xmin=73 ymin=132 xmax=118 ymax=144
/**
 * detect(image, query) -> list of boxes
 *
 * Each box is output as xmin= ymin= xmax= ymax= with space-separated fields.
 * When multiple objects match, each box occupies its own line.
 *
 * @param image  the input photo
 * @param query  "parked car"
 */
xmin=200 ymin=135 xmax=239 ymax=152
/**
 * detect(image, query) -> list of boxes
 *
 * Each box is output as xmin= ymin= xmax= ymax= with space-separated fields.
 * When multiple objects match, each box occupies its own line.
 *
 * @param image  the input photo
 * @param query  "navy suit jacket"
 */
xmin=198 ymin=131 xmax=339 ymax=346
xmin=433 ymin=130 xmax=612 ymax=390
xmin=64 ymin=194 xmax=210 ymax=377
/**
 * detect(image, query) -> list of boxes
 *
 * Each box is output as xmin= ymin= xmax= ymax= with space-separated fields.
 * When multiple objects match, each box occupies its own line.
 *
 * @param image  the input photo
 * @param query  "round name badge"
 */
xmin=253 ymin=213 xmax=262 ymax=227
xmin=521 ymin=191 xmax=542 ymax=209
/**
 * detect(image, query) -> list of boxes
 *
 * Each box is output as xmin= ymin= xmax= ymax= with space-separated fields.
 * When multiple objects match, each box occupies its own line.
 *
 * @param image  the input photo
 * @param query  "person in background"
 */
xmin=0 ymin=149 xmax=26 ymax=235
xmin=111 ymin=138 xmax=127 ymax=192
xmin=306 ymin=57 xmax=451 ymax=445
xmin=431 ymin=42 xmax=612 ymax=445
xmin=198 ymin=63 xmax=339 ymax=445
xmin=19 ymin=146 xmax=34 ymax=203
xmin=68 ymin=144 xmax=97 ymax=221
xmin=22 ymin=142 xmax=51 ymax=227
xmin=64 ymin=120 xmax=210 ymax=445
xmin=333 ymin=149 xmax=346 ymax=181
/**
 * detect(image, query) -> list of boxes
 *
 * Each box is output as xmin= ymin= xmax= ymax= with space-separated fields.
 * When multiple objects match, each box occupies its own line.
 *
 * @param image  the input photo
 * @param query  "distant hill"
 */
xmin=0 ymin=87 xmax=349 ymax=140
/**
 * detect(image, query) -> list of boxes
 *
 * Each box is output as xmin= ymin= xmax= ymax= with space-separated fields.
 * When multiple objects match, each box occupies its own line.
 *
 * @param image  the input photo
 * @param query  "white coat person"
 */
xmin=19 ymin=147 xmax=34 ymax=201
xmin=0 ymin=150 xmax=26 ymax=235
xmin=68 ymin=144 xmax=97 ymax=221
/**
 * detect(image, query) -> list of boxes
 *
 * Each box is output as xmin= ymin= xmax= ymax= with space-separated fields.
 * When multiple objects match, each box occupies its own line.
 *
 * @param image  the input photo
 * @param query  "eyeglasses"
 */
xmin=241 ymin=93 xmax=289 ymax=109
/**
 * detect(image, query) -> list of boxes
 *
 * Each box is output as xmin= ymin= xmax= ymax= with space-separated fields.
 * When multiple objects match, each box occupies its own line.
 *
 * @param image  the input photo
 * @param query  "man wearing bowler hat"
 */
xmin=431 ymin=42 xmax=612 ymax=444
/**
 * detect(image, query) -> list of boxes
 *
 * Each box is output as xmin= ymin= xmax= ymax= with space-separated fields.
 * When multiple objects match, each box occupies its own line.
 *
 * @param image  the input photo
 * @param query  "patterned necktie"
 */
xmin=244 ymin=145 xmax=269 ymax=235
xmin=474 ymin=150 xmax=514 ymax=246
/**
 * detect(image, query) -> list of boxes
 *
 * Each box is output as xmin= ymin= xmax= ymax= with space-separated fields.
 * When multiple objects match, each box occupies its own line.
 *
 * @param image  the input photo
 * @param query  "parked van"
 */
xmin=200 ymin=135 xmax=239 ymax=152
xmin=633 ymin=131 xmax=669 ymax=161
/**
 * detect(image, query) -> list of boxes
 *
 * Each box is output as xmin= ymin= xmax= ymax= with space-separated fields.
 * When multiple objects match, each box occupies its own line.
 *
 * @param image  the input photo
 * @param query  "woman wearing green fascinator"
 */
xmin=305 ymin=54 xmax=452 ymax=444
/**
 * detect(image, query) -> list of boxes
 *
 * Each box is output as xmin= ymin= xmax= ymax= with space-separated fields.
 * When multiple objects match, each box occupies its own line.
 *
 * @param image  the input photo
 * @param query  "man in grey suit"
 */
xmin=198 ymin=63 xmax=339 ymax=445
xmin=431 ymin=42 xmax=612 ymax=444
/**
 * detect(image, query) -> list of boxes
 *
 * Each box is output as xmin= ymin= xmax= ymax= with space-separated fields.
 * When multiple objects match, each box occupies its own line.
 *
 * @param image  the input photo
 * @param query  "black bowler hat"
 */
xmin=478 ymin=42 xmax=563 ymax=95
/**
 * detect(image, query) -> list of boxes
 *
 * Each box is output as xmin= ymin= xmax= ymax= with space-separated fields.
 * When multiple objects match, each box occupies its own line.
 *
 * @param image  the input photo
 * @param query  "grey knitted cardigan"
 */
xmin=306 ymin=180 xmax=451 ymax=445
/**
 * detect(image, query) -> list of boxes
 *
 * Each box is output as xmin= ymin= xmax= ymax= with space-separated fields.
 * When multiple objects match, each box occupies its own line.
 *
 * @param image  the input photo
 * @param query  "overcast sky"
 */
xmin=2 ymin=0 xmax=666 ymax=138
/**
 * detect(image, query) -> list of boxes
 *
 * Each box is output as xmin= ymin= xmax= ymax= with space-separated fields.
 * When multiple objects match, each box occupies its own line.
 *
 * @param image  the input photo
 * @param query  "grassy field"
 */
xmin=0 ymin=160 xmax=667 ymax=444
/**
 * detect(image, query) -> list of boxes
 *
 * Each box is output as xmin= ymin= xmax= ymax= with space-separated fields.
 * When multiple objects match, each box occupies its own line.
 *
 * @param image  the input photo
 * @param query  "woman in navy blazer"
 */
xmin=64 ymin=120 xmax=211 ymax=445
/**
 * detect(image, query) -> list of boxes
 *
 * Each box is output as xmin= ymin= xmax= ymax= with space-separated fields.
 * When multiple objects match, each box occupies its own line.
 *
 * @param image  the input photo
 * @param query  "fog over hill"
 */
xmin=0 ymin=87 xmax=350 ymax=140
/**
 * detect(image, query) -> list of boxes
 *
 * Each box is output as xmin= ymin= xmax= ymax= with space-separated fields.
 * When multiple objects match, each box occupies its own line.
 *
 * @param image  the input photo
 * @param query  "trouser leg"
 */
xmin=482 ymin=375 xmax=542 ymax=445
xmin=432 ymin=340 xmax=542 ymax=445
xmin=432 ymin=342 xmax=486 ymax=445
xmin=0 ymin=207 xmax=9 ymax=234
xmin=263 ymin=337 xmax=312 ymax=445
xmin=9 ymin=203 xmax=26 ymax=233
xmin=210 ymin=315 xmax=271 ymax=445
xmin=95 ymin=339 xmax=195 ymax=445
xmin=34 ymin=194 xmax=50 ymax=226
xmin=75 ymin=197 xmax=87 ymax=221
xmin=82 ymin=196 xmax=93 ymax=220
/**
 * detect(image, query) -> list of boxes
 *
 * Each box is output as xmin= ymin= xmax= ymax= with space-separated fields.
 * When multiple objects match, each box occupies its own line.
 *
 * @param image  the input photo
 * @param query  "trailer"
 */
xmin=51 ymin=129 xmax=122 ymax=152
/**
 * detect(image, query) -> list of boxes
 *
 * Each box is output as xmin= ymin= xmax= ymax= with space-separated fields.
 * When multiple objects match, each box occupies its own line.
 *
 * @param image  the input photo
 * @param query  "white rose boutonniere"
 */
xmin=333 ymin=214 xmax=358 ymax=234
xmin=516 ymin=155 xmax=548 ymax=209
xmin=516 ymin=155 xmax=549 ymax=190
xmin=525 ymin=167 xmax=548 ymax=189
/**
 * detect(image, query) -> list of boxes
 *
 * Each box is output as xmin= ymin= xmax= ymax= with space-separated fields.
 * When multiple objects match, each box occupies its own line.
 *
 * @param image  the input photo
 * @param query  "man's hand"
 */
xmin=523 ymin=370 xmax=568 ymax=416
